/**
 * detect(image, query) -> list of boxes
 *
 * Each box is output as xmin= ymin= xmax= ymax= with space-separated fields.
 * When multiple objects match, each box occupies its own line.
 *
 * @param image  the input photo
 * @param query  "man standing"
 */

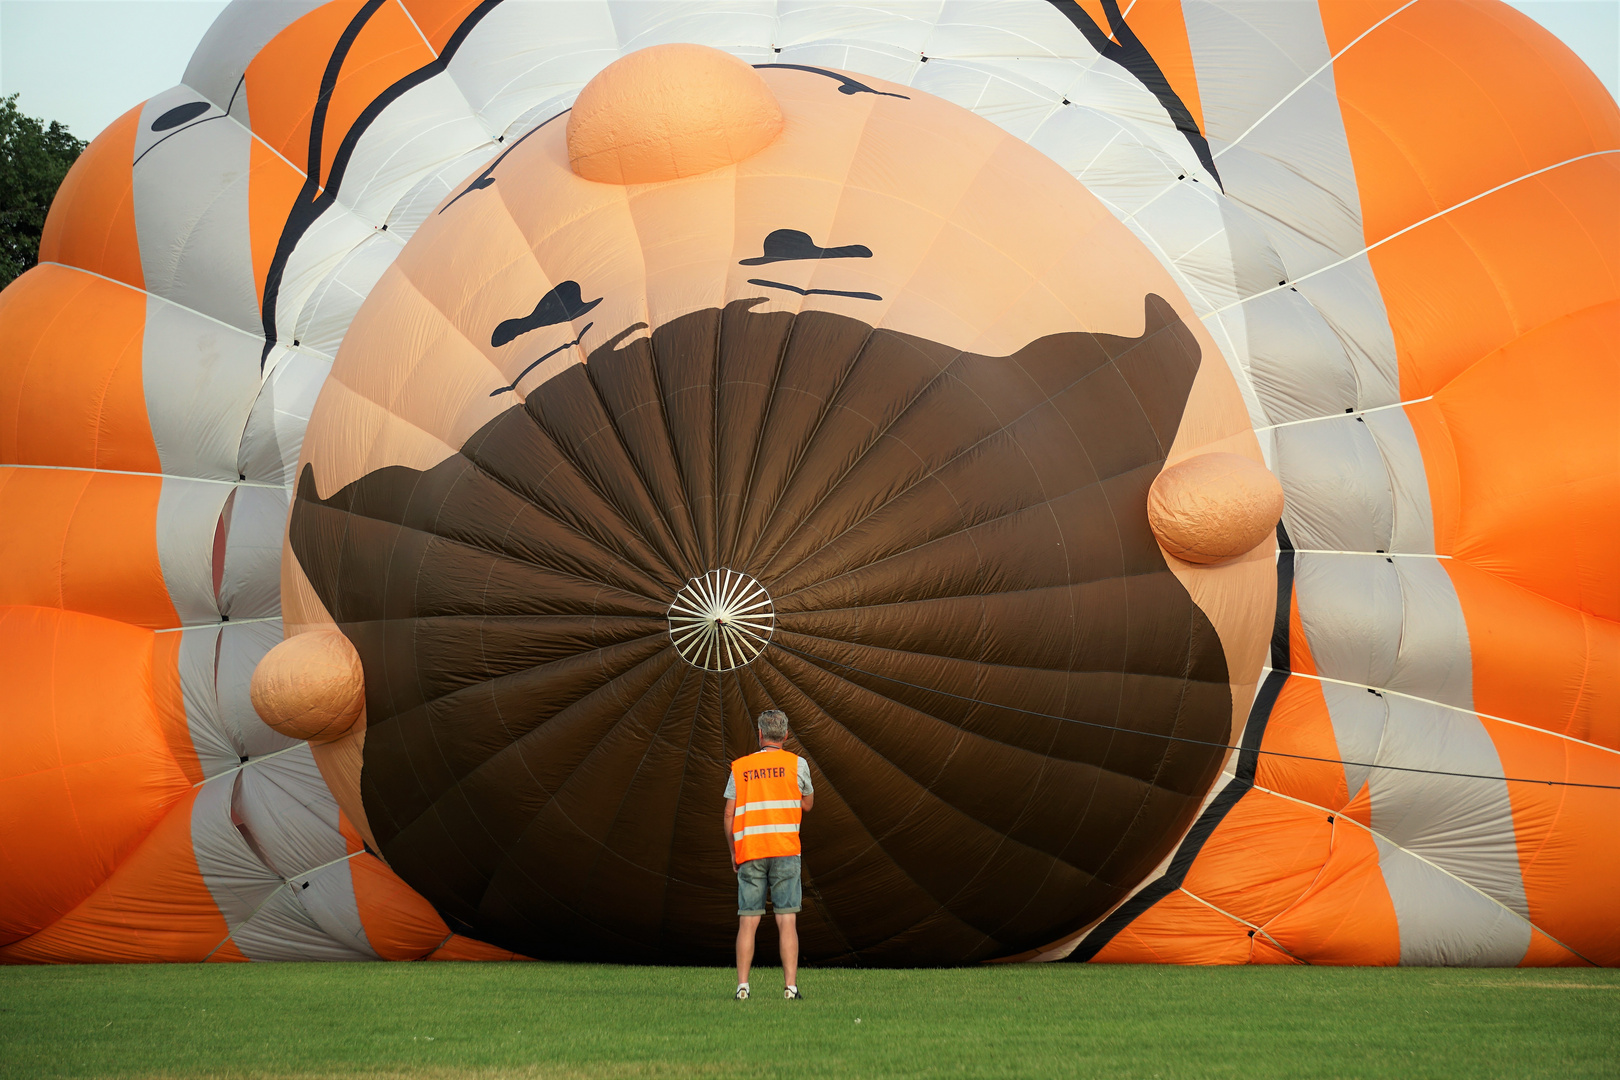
xmin=723 ymin=708 xmax=814 ymax=1000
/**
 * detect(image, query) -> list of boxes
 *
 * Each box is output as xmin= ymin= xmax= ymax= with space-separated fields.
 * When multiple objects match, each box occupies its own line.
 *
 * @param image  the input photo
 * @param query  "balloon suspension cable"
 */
xmin=769 ymin=641 xmax=1620 ymax=792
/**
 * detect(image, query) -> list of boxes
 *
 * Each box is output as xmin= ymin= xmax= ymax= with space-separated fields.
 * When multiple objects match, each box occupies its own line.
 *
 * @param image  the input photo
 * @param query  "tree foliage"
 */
xmin=0 ymin=94 xmax=86 ymax=289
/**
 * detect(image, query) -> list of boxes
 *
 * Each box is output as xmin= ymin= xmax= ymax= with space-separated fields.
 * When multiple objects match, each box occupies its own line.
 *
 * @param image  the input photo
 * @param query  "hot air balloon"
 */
xmin=2 ymin=0 xmax=1615 ymax=967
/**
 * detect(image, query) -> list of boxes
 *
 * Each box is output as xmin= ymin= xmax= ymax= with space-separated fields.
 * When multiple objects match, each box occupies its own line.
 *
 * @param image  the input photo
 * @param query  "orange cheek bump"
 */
xmin=1148 ymin=453 xmax=1285 ymax=566
xmin=250 ymin=629 xmax=366 ymax=743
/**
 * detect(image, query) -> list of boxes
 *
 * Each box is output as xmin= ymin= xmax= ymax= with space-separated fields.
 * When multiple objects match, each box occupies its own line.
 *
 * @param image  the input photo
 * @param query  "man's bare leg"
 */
xmin=736 ymin=915 xmax=761 ymax=987
xmin=776 ymin=913 xmax=799 ymax=988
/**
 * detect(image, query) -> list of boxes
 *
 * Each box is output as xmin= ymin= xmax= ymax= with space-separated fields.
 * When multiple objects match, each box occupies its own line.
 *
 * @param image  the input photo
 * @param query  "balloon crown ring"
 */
xmin=668 ymin=569 xmax=775 ymax=671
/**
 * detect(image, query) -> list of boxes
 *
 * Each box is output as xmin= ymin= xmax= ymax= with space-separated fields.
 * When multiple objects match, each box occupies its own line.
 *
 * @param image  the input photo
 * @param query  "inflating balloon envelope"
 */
xmin=2 ymin=0 xmax=1615 ymax=968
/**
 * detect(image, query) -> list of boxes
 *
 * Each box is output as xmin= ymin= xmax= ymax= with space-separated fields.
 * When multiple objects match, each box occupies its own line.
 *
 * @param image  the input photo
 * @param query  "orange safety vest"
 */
xmin=730 ymin=747 xmax=804 ymax=863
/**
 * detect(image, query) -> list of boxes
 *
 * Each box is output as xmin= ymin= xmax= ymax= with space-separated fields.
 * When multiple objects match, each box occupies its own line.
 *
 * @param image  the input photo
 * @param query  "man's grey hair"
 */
xmin=756 ymin=709 xmax=789 ymax=741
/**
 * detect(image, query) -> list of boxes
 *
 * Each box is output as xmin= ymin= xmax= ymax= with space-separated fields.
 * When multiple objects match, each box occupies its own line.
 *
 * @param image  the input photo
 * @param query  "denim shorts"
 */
xmin=737 ymin=854 xmax=802 ymax=916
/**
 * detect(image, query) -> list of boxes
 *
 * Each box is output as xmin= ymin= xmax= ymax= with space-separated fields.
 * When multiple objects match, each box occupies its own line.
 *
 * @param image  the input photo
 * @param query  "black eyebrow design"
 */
xmin=753 ymin=64 xmax=910 ymax=99
xmin=748 ymin=279 xmax=882 ymax=302
xmin=740 ymin=229 xmax=873 ymax=266
xmin=442 ymin=108 xmax=570 ymax=214
xmin=132 ymin=113 xmax=227 ymax=169
xmin=490 ymin=322 xmax=593 ymax=396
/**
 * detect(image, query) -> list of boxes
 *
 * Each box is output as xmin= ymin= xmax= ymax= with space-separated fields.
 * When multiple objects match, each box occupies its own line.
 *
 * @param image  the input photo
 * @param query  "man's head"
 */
xmin=757 ymin=709 xmax=789 ymax=744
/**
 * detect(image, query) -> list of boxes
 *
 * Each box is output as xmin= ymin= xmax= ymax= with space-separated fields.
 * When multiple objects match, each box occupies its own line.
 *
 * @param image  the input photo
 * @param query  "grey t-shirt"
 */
xmin=724 ymin=754 xmax=813 ymax=800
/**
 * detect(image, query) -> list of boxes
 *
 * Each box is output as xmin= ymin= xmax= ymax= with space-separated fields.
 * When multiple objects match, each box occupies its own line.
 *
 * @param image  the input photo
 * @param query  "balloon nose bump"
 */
xmin=566 ymin=43 xmax=784 ymax=185
xmin=1147 ymin=452 xmax=1285 ymax=566
xmin=249 ymin=630 xmax=366 ymax=742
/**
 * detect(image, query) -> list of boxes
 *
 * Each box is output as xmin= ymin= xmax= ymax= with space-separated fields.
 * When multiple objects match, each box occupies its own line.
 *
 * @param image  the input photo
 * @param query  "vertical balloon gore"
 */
xmin=566 ymin=43 xmax=784 ymax=184
xmin=249 ymin=630 xmax=365 ymax=743
xmin=1147 ymin=453 xmax=1284 ymax=565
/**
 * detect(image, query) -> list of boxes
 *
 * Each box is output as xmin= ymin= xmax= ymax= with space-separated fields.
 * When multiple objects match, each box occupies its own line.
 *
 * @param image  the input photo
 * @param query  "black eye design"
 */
xmin=490 ymin=281 xmax=602 ymax=397
xmin=740 ymin=229 xmax=873 ymax=266
xmin=741 ymin=230 xmax=882 ymax=302
xmin=150 ymin=101 xmax=211 ymax=131
xmin=491 ymin=281 xmax=600 ymax=347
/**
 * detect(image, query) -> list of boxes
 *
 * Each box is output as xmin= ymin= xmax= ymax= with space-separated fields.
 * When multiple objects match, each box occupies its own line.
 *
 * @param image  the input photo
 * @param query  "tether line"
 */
xmin=768 ymin=641 xmax=1620 ymax=792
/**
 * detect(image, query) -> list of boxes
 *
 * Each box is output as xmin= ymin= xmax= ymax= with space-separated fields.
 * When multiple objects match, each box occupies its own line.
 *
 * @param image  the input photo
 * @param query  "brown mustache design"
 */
xmin=288 ymin=295 xmax=1232 ymax=966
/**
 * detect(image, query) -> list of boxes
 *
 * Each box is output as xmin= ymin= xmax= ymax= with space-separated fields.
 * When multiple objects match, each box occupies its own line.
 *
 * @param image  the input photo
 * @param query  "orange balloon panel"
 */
xmin=244 ymin=0 xmax=434 ymax=182
xmin=1248 ymin=937 xmax=1305 ymax=966
xmin=0 ymin=469 xmax=176 ymax=629
xmin=1322 ymin=0 xmax=1620 ymax=249
xmin=247 ymin=138 xmax=308 ymax=308
xmin=1090 ymin=888 xmax=1254 ymax=965
xmin=1181 ymin=789 xmax=1339 ymax=929
xmin=1253 ymin=675 xmax=1348 ymax=813
xmin=1284 ymin=584 xmax=1318 ymax=678
xmin=0 ymin=787 xmax=228 ymax=964
xmin=1090 ymin=785 xmax=1401 ymax=967
xmin=427 ymin=935 xmax=530 ymax=963
xmin=0 ymin=266 xmax=156 ymax=472
xmin=1327 ymin=0 xmax=1620 ymax=817
xmin=0 ymin=606 xmax=190 ymax=945
xmin=37 ymin=104 xmax=143 ymax=288
xmin=1440 ymin=519 xmax=1620 ymax=751
xmin=1173 ymin=788 xmax=1401 ymax=967
xmin=1522 ymin=927 xmax=1592 ymax=968
xmin=1112 ymin=0 xmax=1206 ymax=136
xmin=349 ymin=851 xmax=454 ymax=961
xmin=1260 ymin=819 xmax=1400 ymax=967
xmin=1488 ymin=718 xmax=1620 ymax=966
xmin=149 ymin=630 xmax=202 ymax=786
xmin=1370 ymin=158 xmax=1620 ymax=401
xmin=398 ymin=0 xmax=487 ymax=53
xmin=338 ymin=811 xmax=449 ymax=961
xmin=1434 ymin=300 xmax=1620 ymax=621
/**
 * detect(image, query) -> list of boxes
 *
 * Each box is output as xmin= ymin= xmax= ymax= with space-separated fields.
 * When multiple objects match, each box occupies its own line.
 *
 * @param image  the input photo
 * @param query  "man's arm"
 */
xmin=798 ymin=756 xmax=814 ymax=812
xmin=723 ymin=797 xmax=737 ymax=871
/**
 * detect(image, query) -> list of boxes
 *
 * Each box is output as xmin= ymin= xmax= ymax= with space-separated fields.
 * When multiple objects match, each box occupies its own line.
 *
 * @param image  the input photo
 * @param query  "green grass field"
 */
xmin=1 ymin=962 xmax=1615 ymax=1079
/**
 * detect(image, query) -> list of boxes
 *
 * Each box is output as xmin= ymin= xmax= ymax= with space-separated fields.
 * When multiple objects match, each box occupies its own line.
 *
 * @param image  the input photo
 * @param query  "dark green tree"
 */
xmin=0 ymin=94 xmax=86 ymax=289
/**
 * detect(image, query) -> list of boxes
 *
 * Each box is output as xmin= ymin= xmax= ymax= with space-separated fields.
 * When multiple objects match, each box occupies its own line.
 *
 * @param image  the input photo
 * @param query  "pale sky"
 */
xmin=1 ymin=0 xmax=1617 ymax=141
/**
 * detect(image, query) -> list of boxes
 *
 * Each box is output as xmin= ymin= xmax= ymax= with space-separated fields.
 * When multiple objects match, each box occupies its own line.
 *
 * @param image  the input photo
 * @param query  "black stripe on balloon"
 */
xmin=1042 ymin=0 xmax=1221 ymax=189
xmin=257 ymin=0 xmax=507 ymax=367
xmin=1062 ymin=519 xmax=1294 ymax=962
xmin=256 ymin=0 xmax=385 ymax=365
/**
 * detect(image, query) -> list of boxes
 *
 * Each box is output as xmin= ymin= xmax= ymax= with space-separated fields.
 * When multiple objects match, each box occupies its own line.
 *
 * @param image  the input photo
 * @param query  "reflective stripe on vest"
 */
xmin=731 ymin=748 xmax=802 ymax=862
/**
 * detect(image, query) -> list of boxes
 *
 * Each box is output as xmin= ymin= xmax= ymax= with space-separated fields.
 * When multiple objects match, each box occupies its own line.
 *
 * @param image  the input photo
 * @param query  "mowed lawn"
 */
xmin=1 ymin=962 xmax=1616 ymax=1079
